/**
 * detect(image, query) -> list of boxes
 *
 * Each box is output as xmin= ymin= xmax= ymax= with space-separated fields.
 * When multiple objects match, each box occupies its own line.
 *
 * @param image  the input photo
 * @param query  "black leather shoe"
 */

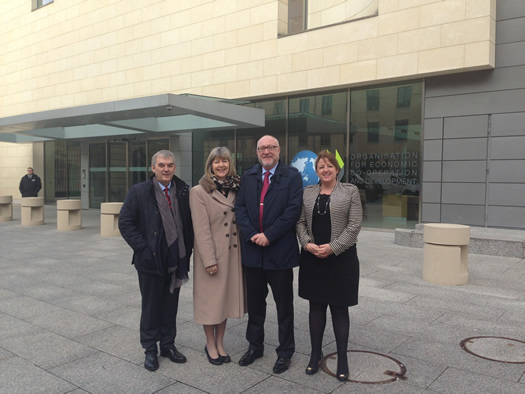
xmin=160 ymin=347 xmax=187 ymax=363
xmin=144 ymin=352 xmax=159 ymax=371
xmin=220 ymin=354 xmax=231 ymax=363
xmin=205 ymin=346 xmax=223 ymax=365
xmin=273 ymin=357 xmax=291 ymax=374
xmin=238 ymin=349 xmax=263 ymax=366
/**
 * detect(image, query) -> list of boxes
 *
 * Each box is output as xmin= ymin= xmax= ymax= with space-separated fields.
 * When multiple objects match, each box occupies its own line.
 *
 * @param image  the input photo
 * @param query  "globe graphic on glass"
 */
xmin=290 ymin=150 xmax=319 ymax=188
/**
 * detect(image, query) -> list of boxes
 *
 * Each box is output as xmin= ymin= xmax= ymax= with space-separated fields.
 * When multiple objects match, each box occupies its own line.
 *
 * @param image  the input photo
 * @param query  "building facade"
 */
xmin=1 ymin=0 xmax=523 ymax=230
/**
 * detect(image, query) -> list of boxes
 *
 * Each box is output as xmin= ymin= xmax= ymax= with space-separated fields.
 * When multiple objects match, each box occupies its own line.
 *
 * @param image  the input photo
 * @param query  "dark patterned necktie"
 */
xmin=164 ymin=187 xmax=172 ymax=209
xmin=259 ymin=172 xmax=270 ymax=232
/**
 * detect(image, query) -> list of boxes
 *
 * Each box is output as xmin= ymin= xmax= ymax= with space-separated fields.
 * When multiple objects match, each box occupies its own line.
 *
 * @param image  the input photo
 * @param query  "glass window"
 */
xmin=288 ymin=0 xmax=307 ymax=34
xmin=32 ymin=0 xmax=53 ymax=11
xmin=299 ymin=98 xmax=310 ymax=113
xmin=397 ymin=86 xmax=412 ymax=108
xmin=367 ymin=90 xmax=380 ymax=111
xmin=288 ymin=91 xmax=347 ymax=176
xmin=367 ymin=122 xmax=379 ymax=143
xmin=321 ymin=95 xmax=333 ymax=115
xmin=129 ymin=140 xmax=147 ymax=186
xmin=108 ymin=142 xmax=127 ymax=202
xmin=350 ymin=81 xmax=422 ymax=229
xmin=287 ymin=1 xmax=378 ymax=33
xmin=67 ymin=142 xmax=81 ymax=198
xmin=43 ymin=140 xmax=80 ymax=202
xmin=89 ymin=143 xmax=106 ymax=209
xmin=395 ymin=119 xmax=409 ymax=141
xmin=273 ymin=101 xmax=285 ymax=115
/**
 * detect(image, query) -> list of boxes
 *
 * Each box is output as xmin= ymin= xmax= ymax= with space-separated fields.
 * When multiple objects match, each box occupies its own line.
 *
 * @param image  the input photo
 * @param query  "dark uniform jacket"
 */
xmin=119 ymin=175 xmax=194 ymax=276
xmin=19 ymin=174 xmax=42 ymax=197
xmin=235 ymin=161 xmax=303 ymax=270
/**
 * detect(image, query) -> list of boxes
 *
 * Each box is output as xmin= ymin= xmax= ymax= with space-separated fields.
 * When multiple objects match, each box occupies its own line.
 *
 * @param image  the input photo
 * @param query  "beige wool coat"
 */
xmin=190 ymin=175 xmax=246 ymax=325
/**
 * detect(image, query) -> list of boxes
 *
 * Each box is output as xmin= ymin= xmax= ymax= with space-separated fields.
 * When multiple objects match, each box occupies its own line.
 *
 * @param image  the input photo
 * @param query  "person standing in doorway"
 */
xmin=119 ymin=150 xmax=194 ymax=371
xmin=19 ymin=167 xmax=42 ymax=197
xmin=235 ymin=135 xmax=303 ymax=374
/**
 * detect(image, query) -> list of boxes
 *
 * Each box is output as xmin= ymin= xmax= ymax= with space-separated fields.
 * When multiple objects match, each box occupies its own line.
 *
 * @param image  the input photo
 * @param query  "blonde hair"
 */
xmin=205 ymin=147 xmax=236 ymax=178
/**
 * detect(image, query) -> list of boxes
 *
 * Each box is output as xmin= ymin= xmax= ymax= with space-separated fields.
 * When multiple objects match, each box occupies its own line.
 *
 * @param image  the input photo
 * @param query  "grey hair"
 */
xmin=151 ymin=150 xmax=176 ymax=167
xmin=204 ymin=147 xmax=236 ymax=178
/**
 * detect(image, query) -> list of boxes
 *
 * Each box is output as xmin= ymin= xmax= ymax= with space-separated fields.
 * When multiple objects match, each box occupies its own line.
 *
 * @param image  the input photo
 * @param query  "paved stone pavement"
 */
xmin=0 ymin=205 xmax=524 ymax=393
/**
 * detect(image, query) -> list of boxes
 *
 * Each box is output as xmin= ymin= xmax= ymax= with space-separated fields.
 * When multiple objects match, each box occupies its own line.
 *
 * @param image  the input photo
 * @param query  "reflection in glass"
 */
xmin=350 ymin=82 xmax=422 ymax=228
xmin=288 ymin=91 xmax=347 ymax=172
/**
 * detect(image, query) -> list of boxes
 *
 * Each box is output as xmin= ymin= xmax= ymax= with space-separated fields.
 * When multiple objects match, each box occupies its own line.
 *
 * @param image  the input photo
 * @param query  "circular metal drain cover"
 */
xmin=460 ymin=336 xmax=525 ymax=364
xmin=320 ymin=350 xmax=407 ymax=384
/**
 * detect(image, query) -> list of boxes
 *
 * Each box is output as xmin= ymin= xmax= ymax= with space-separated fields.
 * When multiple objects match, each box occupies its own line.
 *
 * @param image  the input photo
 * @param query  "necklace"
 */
xmin=316 ymin=183 xmax=337 ymax=215
xmin=316 ymin=193 xmax=330 ymax=215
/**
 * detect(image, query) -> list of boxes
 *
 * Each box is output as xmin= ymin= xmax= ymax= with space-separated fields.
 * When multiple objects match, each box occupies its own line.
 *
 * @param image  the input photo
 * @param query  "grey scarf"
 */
xmin=153 ymin=178 xmax=187 ymax=291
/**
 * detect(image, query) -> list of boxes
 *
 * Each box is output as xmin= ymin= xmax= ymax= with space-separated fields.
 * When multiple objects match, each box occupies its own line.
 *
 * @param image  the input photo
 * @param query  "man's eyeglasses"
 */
xmin=257 ymin=145 xmax=278 ymax=152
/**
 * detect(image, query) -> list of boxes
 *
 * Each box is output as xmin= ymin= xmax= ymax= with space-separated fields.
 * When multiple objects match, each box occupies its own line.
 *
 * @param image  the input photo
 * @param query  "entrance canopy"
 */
xmin=0 ymin=94 xmax=265 ymax=143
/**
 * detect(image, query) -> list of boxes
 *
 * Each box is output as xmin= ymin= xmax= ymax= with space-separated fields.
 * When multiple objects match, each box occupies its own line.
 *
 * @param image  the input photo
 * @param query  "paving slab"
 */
xmin=0 ymin=356 xmax=77 ymax=393
xmin=0 ymin=205 xmax=523 ymax=393
xmin=49 ymin=352 xmax=176 ymax=394
xmin=428 ymin=367 xmax=525 ymax=393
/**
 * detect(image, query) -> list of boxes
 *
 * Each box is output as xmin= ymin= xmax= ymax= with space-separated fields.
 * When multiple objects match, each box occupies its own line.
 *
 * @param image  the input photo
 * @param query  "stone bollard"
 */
xmin=423 ymin=223 xmax=470 ymax=285
xmin=57 ymin=199 xmax=82 ymax=231
xmin=0 ymin=195 xmax=13 ymax=222
xmin=101 ymin=202 xmax=123 ymax=237
xmin=21 ymin=197 xmax=45 ymax=226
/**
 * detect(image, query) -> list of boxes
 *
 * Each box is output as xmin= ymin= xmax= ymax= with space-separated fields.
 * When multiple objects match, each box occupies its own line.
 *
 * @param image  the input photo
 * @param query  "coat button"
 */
xmin=226 ymin=234 xmax=229 ymax=237
xmin=224 ymin=223 xmax=228 ymax=226
xmin=233 ymin=244 xmax=237 ymax=248
xmin=223 ymin=211 xmax=227 ymax=215
xmin=233 ymin=232 xmax=237 ymax=236
xmin=232 ymin=220 xmax=236 ymax=224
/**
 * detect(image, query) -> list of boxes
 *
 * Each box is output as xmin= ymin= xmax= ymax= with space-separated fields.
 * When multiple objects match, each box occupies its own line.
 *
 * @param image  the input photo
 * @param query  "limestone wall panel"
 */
xmin=0 ymin=0 xmax=496 ymax=115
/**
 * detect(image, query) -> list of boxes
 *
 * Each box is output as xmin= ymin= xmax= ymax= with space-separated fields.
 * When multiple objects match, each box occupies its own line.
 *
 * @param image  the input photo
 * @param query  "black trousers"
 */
xmin=137 ymin=271 xmax=180 ymax=354
xmin=244 ymin=266 xmax=295 ymax=359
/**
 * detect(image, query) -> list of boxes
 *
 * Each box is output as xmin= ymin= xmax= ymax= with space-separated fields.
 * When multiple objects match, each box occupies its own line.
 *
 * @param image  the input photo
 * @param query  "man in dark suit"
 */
xmin=119 ymin=150 xmax=193 ymax=371
xmin=19 ymin=167 xmax=42 ymax=197
xmin=235 ymin=135 xmax=303 ymax=374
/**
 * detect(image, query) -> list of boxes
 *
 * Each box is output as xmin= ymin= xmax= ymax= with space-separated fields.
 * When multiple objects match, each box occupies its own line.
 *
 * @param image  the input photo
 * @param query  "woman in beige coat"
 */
xmin=190 ymin=147 xmax=245 ymax=366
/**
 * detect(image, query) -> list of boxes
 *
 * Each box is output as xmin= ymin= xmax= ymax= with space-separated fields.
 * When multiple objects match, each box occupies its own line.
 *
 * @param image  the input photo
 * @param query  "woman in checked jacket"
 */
xmin=296 ymin=150 xmax=362 ymax=382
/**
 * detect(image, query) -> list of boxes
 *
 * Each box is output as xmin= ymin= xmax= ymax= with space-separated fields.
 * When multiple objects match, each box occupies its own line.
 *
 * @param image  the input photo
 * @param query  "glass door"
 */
xmin=89 ymin=143 xmax=106 ymax=208
xmin=108 ymin=141 xmax=127 ymax=202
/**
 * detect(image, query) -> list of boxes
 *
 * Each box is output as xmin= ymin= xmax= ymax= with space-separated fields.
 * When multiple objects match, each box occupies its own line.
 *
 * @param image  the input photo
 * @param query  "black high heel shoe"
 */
xmin=336 ymin=364 xmax=349 ymax=382
xmin=305 ymin=352 xmax=323 ymax=375
xmin=205 ymin=346 xmax=223 ymax=365
xmin=336 ymin=372 xmax=349 ymax=382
